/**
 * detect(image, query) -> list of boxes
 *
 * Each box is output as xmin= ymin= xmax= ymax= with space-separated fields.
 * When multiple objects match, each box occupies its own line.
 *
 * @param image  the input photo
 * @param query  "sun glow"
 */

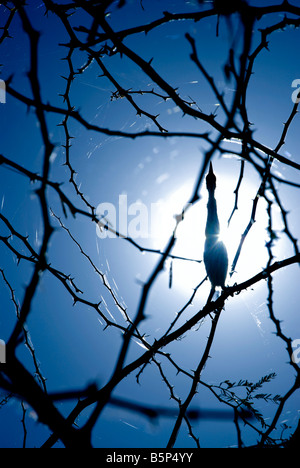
xmin=150 ymin=171 xmax=277 ymax=296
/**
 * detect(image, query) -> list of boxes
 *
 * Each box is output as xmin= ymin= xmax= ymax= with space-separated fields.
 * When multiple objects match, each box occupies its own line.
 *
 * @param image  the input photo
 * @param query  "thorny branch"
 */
xmin=0 ymin=0 xmax=299 ymax=448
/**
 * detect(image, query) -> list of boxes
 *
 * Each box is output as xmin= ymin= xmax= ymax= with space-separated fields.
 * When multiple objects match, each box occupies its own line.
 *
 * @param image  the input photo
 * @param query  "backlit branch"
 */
xmin=0 ymin=0 xmax=299 ymax=449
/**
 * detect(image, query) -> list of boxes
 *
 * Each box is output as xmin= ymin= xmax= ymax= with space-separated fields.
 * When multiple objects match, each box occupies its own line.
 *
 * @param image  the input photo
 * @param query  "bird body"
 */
xmin=204 ymin=163 xmax=228 ymax=290
xmin=204 ymin=238 xmax=228 ymax=288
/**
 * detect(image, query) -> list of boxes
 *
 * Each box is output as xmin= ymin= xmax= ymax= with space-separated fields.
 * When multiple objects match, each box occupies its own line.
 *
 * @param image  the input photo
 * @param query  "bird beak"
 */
xmin=209 ymin=162 xmax=214 ymax=173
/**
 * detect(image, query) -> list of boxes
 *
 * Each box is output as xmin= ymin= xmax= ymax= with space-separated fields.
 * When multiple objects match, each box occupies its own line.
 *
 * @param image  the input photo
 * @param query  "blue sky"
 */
xmin=0 ymin=0 xmax=300 ymax=448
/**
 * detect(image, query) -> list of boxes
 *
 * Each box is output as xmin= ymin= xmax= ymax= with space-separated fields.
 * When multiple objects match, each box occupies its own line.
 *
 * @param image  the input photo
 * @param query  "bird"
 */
xmin=204 ymin=162 xmax=228 ymax=299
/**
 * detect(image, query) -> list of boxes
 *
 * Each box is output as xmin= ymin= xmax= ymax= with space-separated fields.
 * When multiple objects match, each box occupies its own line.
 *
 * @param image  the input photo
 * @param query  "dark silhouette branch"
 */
xmin=0 ymin=0 xmax=299 ymax=449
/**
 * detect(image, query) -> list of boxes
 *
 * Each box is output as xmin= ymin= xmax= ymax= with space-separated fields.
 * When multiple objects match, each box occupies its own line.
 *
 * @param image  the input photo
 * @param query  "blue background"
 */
xmin=0 ymin=0 xmax=299 ymax=448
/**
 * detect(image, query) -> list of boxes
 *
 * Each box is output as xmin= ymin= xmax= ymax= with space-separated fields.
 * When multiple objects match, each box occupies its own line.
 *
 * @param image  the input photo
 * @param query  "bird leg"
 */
xmin=207 ymin=286 xmax=216 ymax=304
xmin=206 ymin=286 xmax=216 ymax=320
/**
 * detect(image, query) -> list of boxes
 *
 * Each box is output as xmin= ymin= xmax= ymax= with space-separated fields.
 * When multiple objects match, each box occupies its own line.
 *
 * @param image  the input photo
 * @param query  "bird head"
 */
xmin=206 ymin=162 xmax=216 ymax=192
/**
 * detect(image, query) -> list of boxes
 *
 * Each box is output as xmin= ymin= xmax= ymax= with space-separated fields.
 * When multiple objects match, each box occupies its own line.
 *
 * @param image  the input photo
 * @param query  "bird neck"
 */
xmin=205 ymin=190 xmax=220 ymax=238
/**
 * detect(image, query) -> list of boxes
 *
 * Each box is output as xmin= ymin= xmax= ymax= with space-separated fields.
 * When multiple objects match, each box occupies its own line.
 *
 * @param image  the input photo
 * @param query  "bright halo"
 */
xmin=150 ymin=171 xmax=277 ymax=296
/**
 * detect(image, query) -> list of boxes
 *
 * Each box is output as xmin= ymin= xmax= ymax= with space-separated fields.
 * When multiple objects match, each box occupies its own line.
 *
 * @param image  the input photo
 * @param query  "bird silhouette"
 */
xmin=204 ymin=162 xmax=228 ymax=300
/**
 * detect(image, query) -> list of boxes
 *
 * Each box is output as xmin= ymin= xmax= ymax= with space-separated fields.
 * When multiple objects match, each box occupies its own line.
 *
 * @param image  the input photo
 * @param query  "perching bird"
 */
xmin=204 ymin=162 xmax=228 ymax=298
